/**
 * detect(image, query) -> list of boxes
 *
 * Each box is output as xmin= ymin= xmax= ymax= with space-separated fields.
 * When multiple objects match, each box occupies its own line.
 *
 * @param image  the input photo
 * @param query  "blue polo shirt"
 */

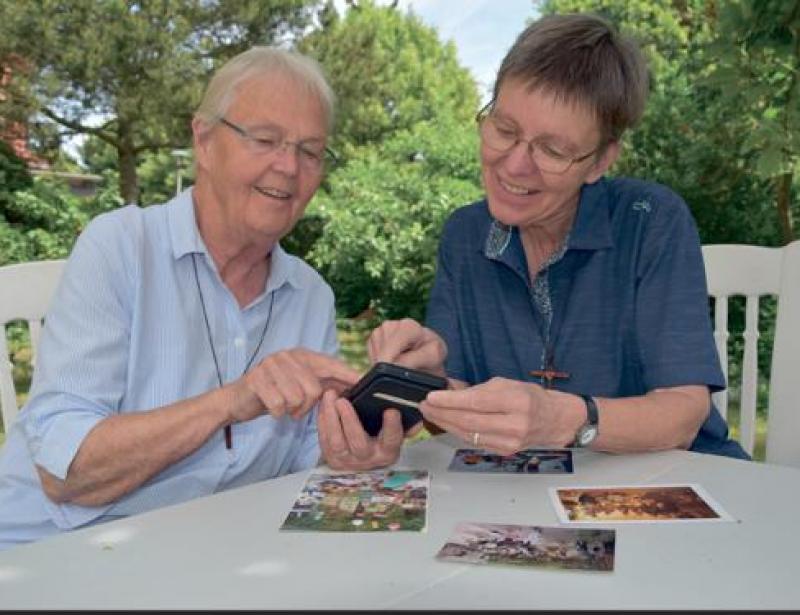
xmin=425 ymin=176 xmax=748 ymax=459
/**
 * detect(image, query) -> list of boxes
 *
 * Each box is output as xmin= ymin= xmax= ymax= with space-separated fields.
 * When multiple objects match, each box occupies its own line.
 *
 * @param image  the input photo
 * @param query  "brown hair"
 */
xmin=494 ymin=13 xmax=649 ymax=142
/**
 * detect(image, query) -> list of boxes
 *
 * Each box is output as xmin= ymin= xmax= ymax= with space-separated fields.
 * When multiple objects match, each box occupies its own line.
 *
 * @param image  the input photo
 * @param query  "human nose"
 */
xmin=504 ymin=137 xmax=538 ymax=174
xmin=271 ymin=140 xmax=301 ymax=174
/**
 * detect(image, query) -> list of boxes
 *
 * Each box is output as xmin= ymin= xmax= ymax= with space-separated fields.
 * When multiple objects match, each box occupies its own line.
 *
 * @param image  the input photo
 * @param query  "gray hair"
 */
xmin=195 ymin=46 xmax=335 ymax=132
xmin=494 ymin=13 xmax=649 ymax=142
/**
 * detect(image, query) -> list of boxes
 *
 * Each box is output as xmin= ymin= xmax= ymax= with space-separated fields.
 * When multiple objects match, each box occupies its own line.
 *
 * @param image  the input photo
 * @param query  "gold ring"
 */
xmin=472 ymin=431 xmax=480 ymax=447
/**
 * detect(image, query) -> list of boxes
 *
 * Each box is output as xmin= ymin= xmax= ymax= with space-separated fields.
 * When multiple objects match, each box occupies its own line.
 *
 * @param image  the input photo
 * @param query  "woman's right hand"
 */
xmin=367 ymin=318 xmax=447 ymax=376
xmin=231 ymin=348 xmax=361 ymax=422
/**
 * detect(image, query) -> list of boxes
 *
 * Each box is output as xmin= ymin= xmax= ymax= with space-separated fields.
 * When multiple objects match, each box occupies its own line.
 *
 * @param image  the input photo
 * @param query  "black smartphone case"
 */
xmin=345 ymin=363 xmax=447 ymax=437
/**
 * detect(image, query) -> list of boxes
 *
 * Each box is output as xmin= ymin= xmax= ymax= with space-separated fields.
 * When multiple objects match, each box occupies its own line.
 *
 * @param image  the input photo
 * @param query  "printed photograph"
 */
xmin=280 ymin=470 xmax=429 ymax=532
xmin=436 ymin=522 xmax=615 ymax=572
xmin=550 ymin=484 xmax=735 ymax=523
xmin=448 ymin=448 xmax=573 ymax=474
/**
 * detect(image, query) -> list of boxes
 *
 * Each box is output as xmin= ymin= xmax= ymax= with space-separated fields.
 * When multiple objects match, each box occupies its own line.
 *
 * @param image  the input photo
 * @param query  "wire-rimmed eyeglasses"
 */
xmin=476 ymin=102 xmax=601 ymax=175
xmin=217 ymin=117 xmax=338 ymax=170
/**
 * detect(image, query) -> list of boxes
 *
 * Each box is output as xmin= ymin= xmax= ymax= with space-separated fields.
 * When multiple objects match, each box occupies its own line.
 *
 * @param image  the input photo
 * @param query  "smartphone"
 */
xmin=345 ymin=362 xmax=448 ymax=437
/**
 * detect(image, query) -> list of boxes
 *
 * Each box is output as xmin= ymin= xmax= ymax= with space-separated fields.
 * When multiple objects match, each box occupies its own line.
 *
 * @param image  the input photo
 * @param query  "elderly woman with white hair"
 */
xmin=0 ymin=47 xmax=405 ymax=551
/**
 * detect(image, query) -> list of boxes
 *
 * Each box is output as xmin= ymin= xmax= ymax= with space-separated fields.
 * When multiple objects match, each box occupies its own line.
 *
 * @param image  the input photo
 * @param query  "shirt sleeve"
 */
xmin=20 ymin=214 xmax=135 ymax=528
xmin=633 ymin=191 xmax=725 ymax=392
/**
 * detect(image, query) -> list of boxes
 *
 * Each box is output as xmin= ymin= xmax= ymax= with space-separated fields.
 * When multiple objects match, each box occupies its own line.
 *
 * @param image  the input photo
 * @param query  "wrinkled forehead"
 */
xmin=223 ymin=67 xmax=329 ymax=126
xmin=227 ymin=72 xmax=329 ymax=137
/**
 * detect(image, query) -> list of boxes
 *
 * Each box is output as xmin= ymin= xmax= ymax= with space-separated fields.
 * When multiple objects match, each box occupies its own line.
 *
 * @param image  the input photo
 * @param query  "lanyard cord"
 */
xmin=191 ymin=252 xmax=275 ymax=448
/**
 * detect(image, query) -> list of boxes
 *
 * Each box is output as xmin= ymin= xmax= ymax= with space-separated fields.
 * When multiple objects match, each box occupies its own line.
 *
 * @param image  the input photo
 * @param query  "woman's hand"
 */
xmin=420 ymin=377 xmax=579 ymax=454
xmin=367 ymin=318 xmax=447 ymax=376
xmin=317 ymin=390 xmax=420 ymax=470
xmin=231 ymin=349 xmax=361 ymax=422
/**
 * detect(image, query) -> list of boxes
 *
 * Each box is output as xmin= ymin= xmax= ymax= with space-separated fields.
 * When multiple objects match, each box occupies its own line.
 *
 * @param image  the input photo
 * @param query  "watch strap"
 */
xmin=573 ymin=394 xmax=599 ymax=448
xmin=579 ymin=394 xmax=599 ymax=427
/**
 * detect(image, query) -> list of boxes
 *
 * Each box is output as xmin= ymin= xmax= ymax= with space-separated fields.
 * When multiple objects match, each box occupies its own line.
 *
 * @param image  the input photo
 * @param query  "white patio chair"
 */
xmin=0 ymin=259 xmax=66 ymax=433
xmin=702 ymin=240 xmax=800 ymax=466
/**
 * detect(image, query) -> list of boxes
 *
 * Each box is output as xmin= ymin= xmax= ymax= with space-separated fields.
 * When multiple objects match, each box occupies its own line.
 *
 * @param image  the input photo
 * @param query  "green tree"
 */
xmin=0 ymin=176 xmax=97 ymax=266
xmin=0 ymin=0 xmax=321 ymax=205
xmin=299 ymin=0 xmax=479 ymax=152
xmin=81 ymin=135 xmax=195 ymax=207
xmin=283 ymin=0 xmax=483 ymax=312
xmin=307 ymin=116 xmax=482 ymax=320
xmin=705 ymin=0 xmax=800 ymax=244
xmin=538 ymin=0 xmax=782 ymax=247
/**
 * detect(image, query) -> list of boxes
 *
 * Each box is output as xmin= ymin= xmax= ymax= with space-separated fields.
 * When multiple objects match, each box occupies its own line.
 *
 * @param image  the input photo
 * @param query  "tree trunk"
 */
xmin=116 ymin=121 xmax=139 ymax=205
xmin=775 ymin=171 xmax=794 ymax=245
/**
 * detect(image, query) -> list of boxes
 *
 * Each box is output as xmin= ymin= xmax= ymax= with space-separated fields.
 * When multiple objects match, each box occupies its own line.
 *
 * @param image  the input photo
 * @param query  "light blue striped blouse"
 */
xmin=0 ymin=189 xmax=338 ymax=551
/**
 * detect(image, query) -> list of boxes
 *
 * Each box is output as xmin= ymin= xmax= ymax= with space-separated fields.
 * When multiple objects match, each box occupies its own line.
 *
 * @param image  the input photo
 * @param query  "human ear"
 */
xmin=585 ymin=140 xmax=620 ymax=184
xmin=191 ymin=117 xmax=214 ymax=170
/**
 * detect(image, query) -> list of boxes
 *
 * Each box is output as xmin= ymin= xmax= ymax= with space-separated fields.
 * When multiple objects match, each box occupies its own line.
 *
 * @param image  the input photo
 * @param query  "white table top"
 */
xmin=0 ymin=434 xmax=798 ymax=610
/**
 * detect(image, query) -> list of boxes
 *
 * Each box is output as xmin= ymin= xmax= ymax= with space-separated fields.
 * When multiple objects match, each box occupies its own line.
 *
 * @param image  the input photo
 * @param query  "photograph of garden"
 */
xmin=280 ymin=469 xmax=429 ymax=532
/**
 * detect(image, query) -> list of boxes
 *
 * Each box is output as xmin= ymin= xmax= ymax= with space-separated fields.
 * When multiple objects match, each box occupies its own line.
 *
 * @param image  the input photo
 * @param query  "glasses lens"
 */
xmin=531 ymin=149 xmax=570 ymax=174
xmin=480 ymin=115 xmax=572 ymax=174
xmin=481 ymin=117 xmax=515 ymax=152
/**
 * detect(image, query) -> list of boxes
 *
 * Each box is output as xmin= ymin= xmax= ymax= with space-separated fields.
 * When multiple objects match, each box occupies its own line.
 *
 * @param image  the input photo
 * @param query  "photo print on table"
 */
xmin=436 ymin=522 xmax=615 ymax=572
xmin=448 ymin=448 xmax=573 ymax=474
xmin=280 ymin=470 xmax=429 ymax=532
xmin=550 ymin=484 xmax=736 ymax=524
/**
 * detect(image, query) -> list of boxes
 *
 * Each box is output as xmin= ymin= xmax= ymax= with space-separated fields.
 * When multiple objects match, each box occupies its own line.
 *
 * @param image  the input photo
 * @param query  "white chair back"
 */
xmin=702 ymin=241 xmax=800 ymax=465
xmin=0 ymin=259 xmax=66 ymax=432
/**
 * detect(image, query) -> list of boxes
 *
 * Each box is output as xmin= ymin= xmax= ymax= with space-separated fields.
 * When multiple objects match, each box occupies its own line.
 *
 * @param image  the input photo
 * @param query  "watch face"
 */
xmin=578 ymin=425 xmax=598 ymax=447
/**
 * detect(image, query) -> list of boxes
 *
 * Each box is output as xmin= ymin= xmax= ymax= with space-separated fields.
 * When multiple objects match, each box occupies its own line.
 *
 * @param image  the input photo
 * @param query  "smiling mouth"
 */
xmin=498 ymin=178 xmax=538 ymax=196
xmin=254 ymin=186 xmax=292 ymax=200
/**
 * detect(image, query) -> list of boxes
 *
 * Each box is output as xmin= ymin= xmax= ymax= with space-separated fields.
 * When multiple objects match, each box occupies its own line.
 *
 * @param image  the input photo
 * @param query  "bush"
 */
xmin=308 ymin=118 xmax=482 ymax=320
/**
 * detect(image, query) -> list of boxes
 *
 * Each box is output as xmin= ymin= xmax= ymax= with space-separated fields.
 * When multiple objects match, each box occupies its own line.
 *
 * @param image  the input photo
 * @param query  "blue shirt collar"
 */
xmin=167 ymin=188 xmax=304 ymax=291
xmin=481 ymin=177 xmax=614 ymax=264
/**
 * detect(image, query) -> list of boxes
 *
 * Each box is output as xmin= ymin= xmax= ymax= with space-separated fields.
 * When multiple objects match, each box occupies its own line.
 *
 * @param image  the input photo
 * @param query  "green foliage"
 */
xmin=704 ymin=0 xmax=799 ymax=243
xmin=707 ymin=1 xmax=799 ymax=176
xmin=299 ymin=0 xmax=480 ymax=152
xmin=540 ymin=0 xmax=783 ymax=246
xmin=0 ymin=0 xmax=322 ymax=203
xmin=0 ymin=174 xmax=118 ymax=266
xmin=0 ymin=141 xmax=33 ymax=199
xmin=307 ymin=117 xmax=482 ymax=320
xmin=336 ymin=317 xmax=376 ymax=372
xmin=287 ymin=0 xmax=483 ymax=319
xmin=81 ymin=136 xmax=195 ymax=207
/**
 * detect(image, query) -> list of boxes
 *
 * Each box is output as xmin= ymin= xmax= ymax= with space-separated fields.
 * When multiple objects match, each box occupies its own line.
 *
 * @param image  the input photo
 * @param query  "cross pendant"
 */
xmin=529 ymin=366 xmax=571 ymax=389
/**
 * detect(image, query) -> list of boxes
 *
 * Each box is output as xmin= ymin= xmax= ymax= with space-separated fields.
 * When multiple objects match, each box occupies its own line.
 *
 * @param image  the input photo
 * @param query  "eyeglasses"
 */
xmin=217 ymin=117 xmax=338 ymax=170
xmin=476 ymin=102 xmax=601 ymax=175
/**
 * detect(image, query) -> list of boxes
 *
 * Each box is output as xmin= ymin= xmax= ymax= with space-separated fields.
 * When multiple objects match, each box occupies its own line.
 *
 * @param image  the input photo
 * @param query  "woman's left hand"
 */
xmin=367 ymin=318 xmax=447 ymax=376
xmin=317 ymin=390 xmax=416 ymax=470
xmin=420 ymin=377 xmax=576 ymax=454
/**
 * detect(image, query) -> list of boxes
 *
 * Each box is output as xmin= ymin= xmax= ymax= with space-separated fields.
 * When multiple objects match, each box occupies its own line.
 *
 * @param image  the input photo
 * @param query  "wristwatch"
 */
xmin=574 ymin=394 xmax=599 ymax=448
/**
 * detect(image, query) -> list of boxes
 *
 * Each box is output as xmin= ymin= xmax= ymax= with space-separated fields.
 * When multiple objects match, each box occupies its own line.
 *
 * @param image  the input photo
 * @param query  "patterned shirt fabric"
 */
xmin=425 ymin=176 xmax=748 ymax=460
xmin=0 ymin=189 xmax=338 ymax=551
xmin=528 ymin=234 xmax=570 ymax=371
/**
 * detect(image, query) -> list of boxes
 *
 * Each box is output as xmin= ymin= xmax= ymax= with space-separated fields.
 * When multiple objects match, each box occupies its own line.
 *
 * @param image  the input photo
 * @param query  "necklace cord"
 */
xmin=191 ymin=253 xmax=275 ymax=449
